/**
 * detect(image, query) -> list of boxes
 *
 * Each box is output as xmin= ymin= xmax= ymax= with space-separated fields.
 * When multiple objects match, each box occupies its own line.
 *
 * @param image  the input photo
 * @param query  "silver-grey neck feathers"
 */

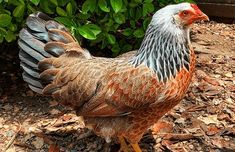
xmin=130 ymin=3 xmax=192 ymax=82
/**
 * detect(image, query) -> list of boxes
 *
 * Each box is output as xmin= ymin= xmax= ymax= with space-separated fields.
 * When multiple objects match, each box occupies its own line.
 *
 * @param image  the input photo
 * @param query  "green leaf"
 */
xmin=5 ymin=31 xmax=16 ymax=42
xmin=143 ymin=3 xmax=154 ymax=16
xmin=78 ymin=13 xmax=91 ymax=20
xmin=122 ymin=44 xmax=132 ymax=51
xmin=129 ymin=2 xmax=138 ymax=8
xmin=78 ymin=25 xmax=96 ymax=40
xmin=18 ymin=0 xmax=24 ymax=4
xmin=134 ymin=0 xmax=142 ymax=3
xmin=27 ymin=3 xmax=37 ymax=13
xmin=82 ymin=0 xmax=96 ymax=14
xmin=106 ymin=33 xmax=116 ymax=44
xmin=113 ymin=13 xmax=125 ymax=24
xmin=101 ymin=38 xmax=108 ymax=49
xmin=143 ymin=17 xmax=151 ymax=30
xmin=0 ymin=28 xmax=7 ymax=43
xmin=66 ymin=2 xmax=73 ymax=16
xmin=85 ymin=24 xmax=101 ymax=35
xmin=70 ymin=0 xmax=77 ymax=12
xmin=129 ymin=8 xmax=135 ymax=18
xmin=113 ymin=24 xmax=120 ymax=30
xmin=0 ymin=27 xmax=7 ymax=36
xmin=8 ymin=0 xmax=21 ymax=6
xmin=0 ymin=35 xmax=3 ymax=43
xmin=13 ymin=5 xmax=25 ymax=18
xmin=54 ymin=17 xmax=74 ymax=27
xmin=0 ymin=9 xmax=11 ymax=15
xmin=31 ymin=0 xmax=40 ymax=5
xmin=144 ymin=0 xmax=153 ymax=3
xmin=82 ymin=1 xmax=90 ymax=14
xmin=57 ymin=0 xmax=70 ymax=6
xmin=56 ymin=7 xmax=67 ymax=16
xmin=105 ymin=19 xmax=114 ymax=28
xmin=98 ymin=0 xmax=110 ymax=12
xmin=0 ymin=14 xmax=12 ymax=27
xmin=50 ymin=0 xmax=58 ymax=6
xmin=9 ymin=23 xmax=17 ymax=31
xmin=89 ymin=0 xmax=97 ymax=12
xmin=130 ymin=20 xmax=136 ymax=28
xmin=135 ymin=7 xmax=142 ymax=20
xmin=110 ymin=0 xmax=123 ymax=13
xmin=111 ymin=43 xmax=120 ymax=54
xmin=133 ymin=28 xmax=145 ymax=38
xmin=39 ymin=0 xmax=54 ymax=14
xmin=122 ymin=28 xmax=132 ymax=36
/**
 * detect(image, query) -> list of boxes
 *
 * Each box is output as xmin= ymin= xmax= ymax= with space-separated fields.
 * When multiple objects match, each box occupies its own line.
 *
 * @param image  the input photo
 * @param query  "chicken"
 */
xmin=18 ymin=3 xmax=209 ymax=152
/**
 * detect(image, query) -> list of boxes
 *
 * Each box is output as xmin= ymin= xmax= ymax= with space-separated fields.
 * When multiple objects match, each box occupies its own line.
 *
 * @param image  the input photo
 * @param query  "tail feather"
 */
xmin=18 ymin=39 xmax=45 ymax=62
xmin=48 ymin=29 xmax=75 ymax=43
xmin=20 ymin=62 xmax=40 ymax=78
xmin=46 ymin=20 xmax=67 ymax=31
xmin=19 ymin=29 xmax=51 ymax=58
xmin=28 ymin=84 xmax=43 ymax=94
xmin=44 ymin=42 xmax=66 ymax=57
xmin=22 ymin=72 xmax=43 ymax=88
xmin=18 ymin=12 xmax=83 ymax=94
xmin=19 ymin=49 xmax=38 ymax=70
xmin=26 ymin=16 xmax=47 ymax=33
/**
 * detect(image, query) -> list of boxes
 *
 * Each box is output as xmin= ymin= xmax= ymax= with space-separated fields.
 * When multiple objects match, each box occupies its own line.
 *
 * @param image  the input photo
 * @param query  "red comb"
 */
xmin=190 ymin=4 xmax=202 ymax=14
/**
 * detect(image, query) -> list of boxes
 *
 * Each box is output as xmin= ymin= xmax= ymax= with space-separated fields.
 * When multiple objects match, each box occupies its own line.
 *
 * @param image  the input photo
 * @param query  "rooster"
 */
xmin=18 ymin=3 xmax=209 ymax=152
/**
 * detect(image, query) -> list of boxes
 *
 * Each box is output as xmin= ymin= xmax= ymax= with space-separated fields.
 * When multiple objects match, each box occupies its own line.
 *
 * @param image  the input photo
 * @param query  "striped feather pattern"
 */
xmin=18 ymin=12 xmax=86 ymax=94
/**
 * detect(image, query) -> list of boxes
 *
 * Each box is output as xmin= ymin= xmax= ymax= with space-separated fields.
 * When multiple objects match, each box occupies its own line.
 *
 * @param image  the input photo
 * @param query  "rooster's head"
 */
xmin=152 ymin=3 xmax=209 ymax=28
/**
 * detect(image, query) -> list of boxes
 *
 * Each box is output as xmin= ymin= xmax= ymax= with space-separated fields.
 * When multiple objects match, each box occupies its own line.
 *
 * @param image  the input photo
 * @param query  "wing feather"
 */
xmin=39 ymin=55 xmax=162 ymax=117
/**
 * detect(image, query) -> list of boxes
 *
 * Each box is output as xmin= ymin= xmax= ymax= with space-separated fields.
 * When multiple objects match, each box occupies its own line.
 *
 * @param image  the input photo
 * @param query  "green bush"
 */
xmin=0 ymin=0 xmax=194 ymax=56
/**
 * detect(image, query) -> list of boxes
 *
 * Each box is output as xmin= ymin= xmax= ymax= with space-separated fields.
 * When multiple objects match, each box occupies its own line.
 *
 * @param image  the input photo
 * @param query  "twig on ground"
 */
xmin=77 ymin=130 xmax=93 ymax=140
xmin=185 ymin=105 xmax=207 ymax=112
xmin=153 ymin=133 xmax=203 ymax=141
xmin=3 ymin=121 xmax=22 ymax=152
xmin=14 ymin=141 xmax=35 ymax=150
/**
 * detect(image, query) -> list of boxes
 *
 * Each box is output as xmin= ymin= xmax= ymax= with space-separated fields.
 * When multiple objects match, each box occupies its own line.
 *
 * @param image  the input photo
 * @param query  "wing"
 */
xmin=39 ymin=55 xmax=164 ymax=117
xmin=78 ymin=63 xmax=165 ymax=117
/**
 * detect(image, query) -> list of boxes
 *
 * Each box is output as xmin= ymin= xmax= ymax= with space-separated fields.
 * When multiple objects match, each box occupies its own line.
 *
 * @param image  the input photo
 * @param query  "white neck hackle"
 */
xmin=130 ymin=3 xmax=193 ymax=82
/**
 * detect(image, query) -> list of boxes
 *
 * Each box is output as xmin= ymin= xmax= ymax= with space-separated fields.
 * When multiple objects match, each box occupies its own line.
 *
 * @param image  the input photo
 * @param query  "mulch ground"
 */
xmin=0 ymin=21 xmax=234 ymax=152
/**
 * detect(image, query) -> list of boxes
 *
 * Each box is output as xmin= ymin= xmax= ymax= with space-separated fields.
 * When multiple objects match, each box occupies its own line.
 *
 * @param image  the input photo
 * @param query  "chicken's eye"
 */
xmin=182 ymin=11 xmax=189 ymax=16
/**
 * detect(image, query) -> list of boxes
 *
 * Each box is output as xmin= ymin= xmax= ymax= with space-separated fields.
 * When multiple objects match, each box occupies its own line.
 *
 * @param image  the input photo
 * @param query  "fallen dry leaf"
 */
xmin=174 ymin=117 xmax=186 ymax=124
xmin=49 ymin=109 xmax=61 ymax=115
xmin=49 ymin=144 xmax=60 ymax=152
xmin=211 ymin=138 xmax=235 ymax=150
xmin=206 ymin=126 xmax=220 ymax=136
xmin=5 ymin=147 xmax=15 ymax=152
xmin=225 ymin=72 xmax=233 ymax=78
xmin=32 ymin=137 xmax=44 ymax=149
xmin=204 ymin=77 xmax=220 ymax=86
xmin=197 ymin=115 xmax=220 ymax=125
xmin=62 ymin=114 xmax=72 ymax=121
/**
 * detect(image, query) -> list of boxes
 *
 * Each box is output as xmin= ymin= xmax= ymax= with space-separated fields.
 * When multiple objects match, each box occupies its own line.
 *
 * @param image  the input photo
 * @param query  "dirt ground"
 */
xmin=0 ymin=21 xmax=234 ymax=152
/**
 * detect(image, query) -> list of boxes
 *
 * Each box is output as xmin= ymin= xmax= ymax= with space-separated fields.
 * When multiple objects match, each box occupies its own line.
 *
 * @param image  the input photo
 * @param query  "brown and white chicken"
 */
xmin=18 ymin=3 xmax=208 ymax=152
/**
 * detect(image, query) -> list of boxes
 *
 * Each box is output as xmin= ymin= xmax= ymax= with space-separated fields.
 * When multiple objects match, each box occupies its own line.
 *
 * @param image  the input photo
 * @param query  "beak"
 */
xmin=195 ymin=13 xmax=209 ymax=21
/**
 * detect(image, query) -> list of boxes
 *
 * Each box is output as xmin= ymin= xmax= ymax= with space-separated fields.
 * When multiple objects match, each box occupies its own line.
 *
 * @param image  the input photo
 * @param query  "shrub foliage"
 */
xmin=0 ymin=0 xmax=194 ymax=55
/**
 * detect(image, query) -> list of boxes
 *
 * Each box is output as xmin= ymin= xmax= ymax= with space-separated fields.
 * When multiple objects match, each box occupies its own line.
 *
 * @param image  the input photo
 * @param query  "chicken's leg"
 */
xmin=118 ymin=136 xmax=130 ymax=152
xmin=131 ymin=143 xmax=142 ymax=152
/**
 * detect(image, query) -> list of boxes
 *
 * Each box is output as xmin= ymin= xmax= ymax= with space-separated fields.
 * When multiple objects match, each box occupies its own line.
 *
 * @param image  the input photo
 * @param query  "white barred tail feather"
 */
xmin=18 ymin=12 xmax=89 ymax=94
